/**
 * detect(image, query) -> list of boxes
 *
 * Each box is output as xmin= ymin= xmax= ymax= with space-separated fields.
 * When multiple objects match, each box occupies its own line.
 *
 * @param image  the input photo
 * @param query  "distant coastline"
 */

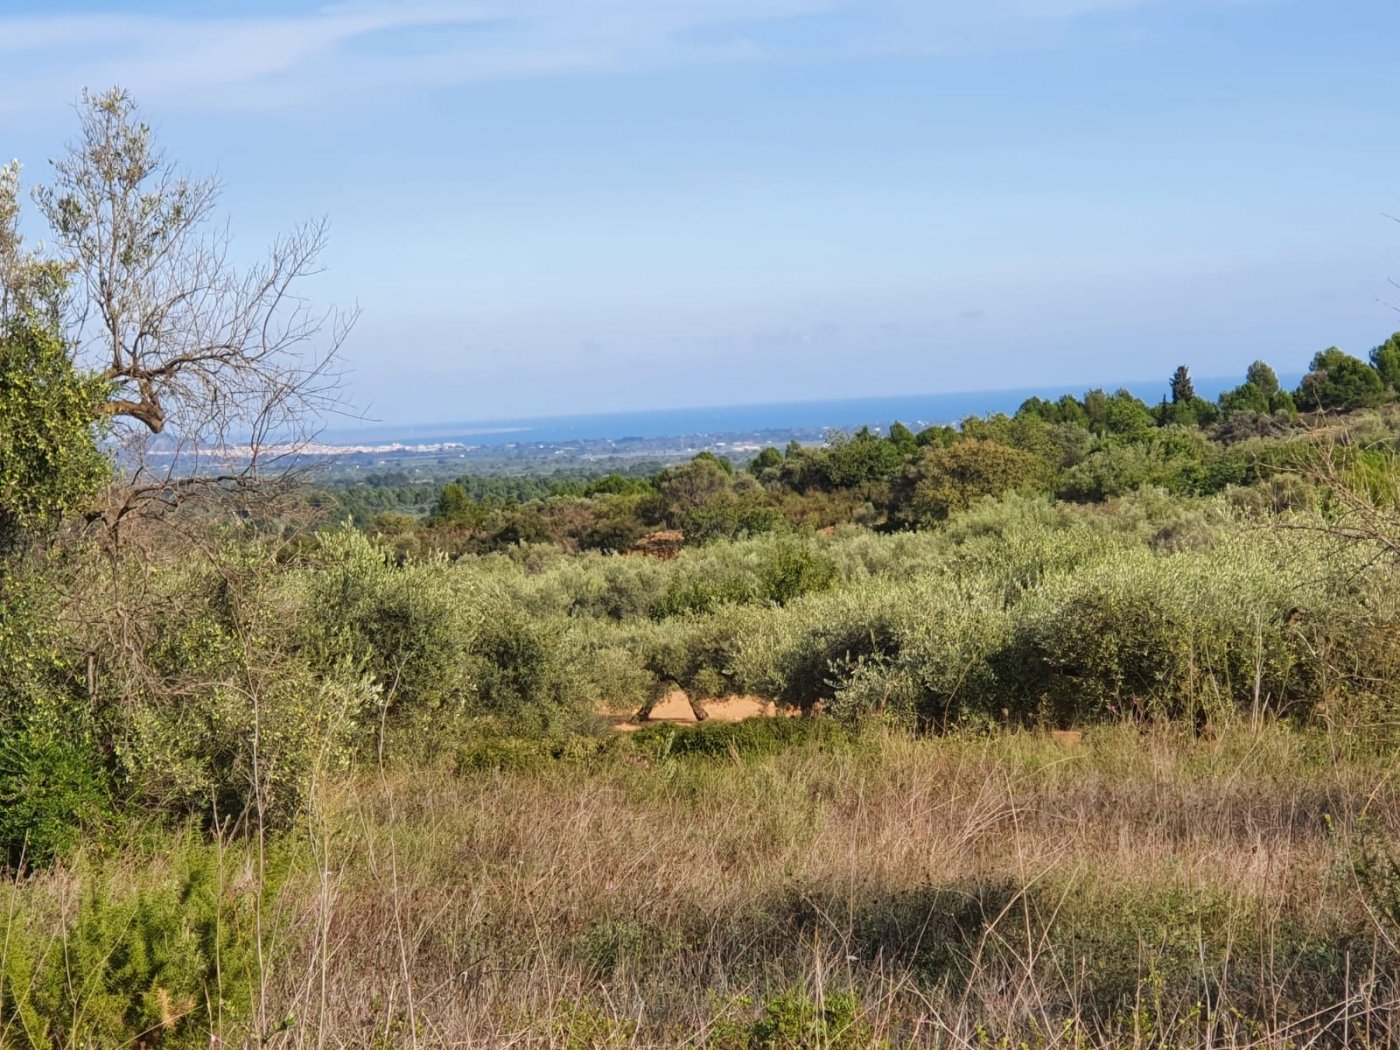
xmin=322 ymin=374 xmax=1298 ymax=451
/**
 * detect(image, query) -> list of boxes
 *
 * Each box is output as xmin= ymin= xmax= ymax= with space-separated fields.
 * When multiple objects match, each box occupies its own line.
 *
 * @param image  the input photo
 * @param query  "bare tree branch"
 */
xmin=27 ymin=88 xmax=356 ymax=527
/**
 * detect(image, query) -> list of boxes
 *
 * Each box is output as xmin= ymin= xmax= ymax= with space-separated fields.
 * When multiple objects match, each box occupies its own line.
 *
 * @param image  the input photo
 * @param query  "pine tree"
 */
xmin=1169 ymin=365 xmax=1195 ymax=404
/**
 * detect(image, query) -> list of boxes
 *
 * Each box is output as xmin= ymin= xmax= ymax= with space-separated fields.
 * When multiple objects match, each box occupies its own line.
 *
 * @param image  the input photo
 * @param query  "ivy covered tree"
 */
xmin=0 ymin=318 xmax=109 ymax=551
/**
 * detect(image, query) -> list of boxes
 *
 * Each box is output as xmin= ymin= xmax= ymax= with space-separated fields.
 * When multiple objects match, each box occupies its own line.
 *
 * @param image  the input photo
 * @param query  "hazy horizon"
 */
xmin=324 ymin=368 xmax=1294 ymax=443
xmin=4 ymin=0 xmax=1398 ymax=424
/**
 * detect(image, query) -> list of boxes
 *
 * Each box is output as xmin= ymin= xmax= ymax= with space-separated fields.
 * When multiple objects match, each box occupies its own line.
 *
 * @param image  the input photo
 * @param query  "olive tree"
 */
xmin=13 ymin=88 xmax=355 ymax=528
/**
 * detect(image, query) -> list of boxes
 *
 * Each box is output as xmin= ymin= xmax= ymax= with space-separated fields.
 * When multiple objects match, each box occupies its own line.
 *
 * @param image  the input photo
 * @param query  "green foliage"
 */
xmin=896 ymin=439 xmax=1051 ymax=524
xmin=748 ymin=446 xmax=785 ymax=477
xmin=0 ymin=318 xmax=108 ymax=549
xmin=67 ymin=539 xmax=378 ymax=830
xmin=1169 ymin=364 xmax=1195 ymax=403
xmin=468 ymin=602 xmax=567 ymax=721
xmin=655 ymin=456 xmax=733 ymax=525
xmin=629 ymin=717 xmax=854 ymax=761
xmin=1058 ymin=430 xmax=1221 ymax=501
xmin=1370 ymin=333 xmax=1400 ymax=391
xmin=761 ymin=540 xmax=838 ymax=605
xmin=680 ymin=483 xmax=784 ymax=544
xmin=1296 ymin=347 xmax=1386 ymax=412
xmin=569 ymin=920 xmax=660 ymax=980
xmin=1017 ymin=394 xmax=1090 ymax=428
xmin=0 ymin=842 xmax=271 ymax=1050
xmin=693 ymin=450 xmax=735 ymax=476
xmin=1218 ymin=380 xmax=1271 ymax=416
xmin=745 ymin=988 xmax=880 ymax=1050
xmin=960 ymin=413 xmax=1061 ymax=464
xmin=886 ymin=421 xmax=917 ymax=454
xmin=820 ymin=427 xmax=904 ymax=488
xmin=1351 ymin=816 xmax=1400 ymax=935
xmin=0 ymin=721 xmax=110 ymax=869
xmin=1247 ymin=359 xmax=1281 ymax=396
xmin=298 ymin=527 xmax=469 ymax=715
xmin=0 ymin=562 xmax=86 ymax=719
xmin=1101 ymin=388 xmax=1156 ymax=438
xmin=432 ymin=481 xmax=477 ymax=525
xmin=547 ymin=1000 xmax=638 ymax=1050
xmin=0 ymin=563 xmax=107 ymax=868
xmin=1001 ymin=540 xmax=1317 ymax=723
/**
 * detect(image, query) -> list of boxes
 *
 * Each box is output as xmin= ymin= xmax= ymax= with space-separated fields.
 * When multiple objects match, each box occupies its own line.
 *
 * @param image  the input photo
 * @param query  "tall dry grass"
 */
xmin=7 ymin=722 xmax=1399 ymax=1047
xmin=272 ymin=724 xmax=1400 ymax=1047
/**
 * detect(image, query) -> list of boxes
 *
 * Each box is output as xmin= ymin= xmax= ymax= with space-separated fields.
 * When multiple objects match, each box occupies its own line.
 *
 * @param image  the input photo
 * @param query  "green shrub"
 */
xmin=641 ymin=608 xmax=763 ymax=699
xmin=0 ymin=317 xmax=110 ymax=552
xmin=832 ymin=579 xmax=1010 ymax=729
xmin=453 ymin=732 xmax=610 ymax=774
xmin=568 ymin=919 xmax=675 ymax=979
xmin=746 ymin=988 xmax=881 ymax=1050
xmin=296 ymin=527 xmax=470 ymax=715
xmin=729 ymin=587 xmax=905 ymax=708
xmin=999 ymin=540 xmax=1323 ymax=724
xmin=0 ymin=841 xmax=270 ymax=1049
xmin=102 ymin=544 xmax=374 ymax=829
xmin=0 ymin=720 xmax=111 ymax=869
xmin=547 ymin=1000 xmax=638 ymax=1050
xmin=759 ymin=541 xmax=838 ymax=605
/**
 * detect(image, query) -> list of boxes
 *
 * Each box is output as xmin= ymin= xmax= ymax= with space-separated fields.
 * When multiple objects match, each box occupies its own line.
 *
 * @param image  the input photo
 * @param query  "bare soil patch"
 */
xmin=611 ymin=691 xmax=796 ymax=731
xmin=702 ymin=696 xmax=779 ymax=721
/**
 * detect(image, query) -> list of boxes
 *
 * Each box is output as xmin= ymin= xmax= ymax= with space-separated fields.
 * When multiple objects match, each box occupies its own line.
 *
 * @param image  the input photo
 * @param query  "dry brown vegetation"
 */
xmin=12 ymin=722 xmax=1399 ymax=1048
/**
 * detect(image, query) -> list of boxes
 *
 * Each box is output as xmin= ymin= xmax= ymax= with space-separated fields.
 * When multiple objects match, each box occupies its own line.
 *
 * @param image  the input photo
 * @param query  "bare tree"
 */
xmin=28 ymin=88 xmax=356 ymax=527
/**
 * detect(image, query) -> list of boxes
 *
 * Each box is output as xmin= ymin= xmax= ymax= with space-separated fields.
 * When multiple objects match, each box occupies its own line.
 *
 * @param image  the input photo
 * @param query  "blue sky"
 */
xmin=2 ymin=0 xmax=1399 ymax=424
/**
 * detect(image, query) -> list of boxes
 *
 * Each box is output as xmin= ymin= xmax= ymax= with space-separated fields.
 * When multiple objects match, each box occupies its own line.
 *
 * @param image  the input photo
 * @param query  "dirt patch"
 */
xmin=615 ymin=692 xmax=795 ymax=730
xmin=701 ymin=696 xmax=778 ymax=722
xmin=645 ymin=689 xmax=700 ymax=723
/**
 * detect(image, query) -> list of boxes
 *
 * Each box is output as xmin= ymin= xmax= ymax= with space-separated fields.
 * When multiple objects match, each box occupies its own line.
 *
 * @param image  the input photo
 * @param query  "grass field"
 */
xmin=9 ymin=720 xmax=1399 ymax=1048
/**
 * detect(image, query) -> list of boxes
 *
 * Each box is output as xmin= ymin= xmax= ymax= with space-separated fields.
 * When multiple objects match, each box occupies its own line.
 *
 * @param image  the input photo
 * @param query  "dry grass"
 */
xmin=232 ymin=723 xmax=1400 ymax=1048
xmin=7 ymin=722 xmax=1399 ymax=1047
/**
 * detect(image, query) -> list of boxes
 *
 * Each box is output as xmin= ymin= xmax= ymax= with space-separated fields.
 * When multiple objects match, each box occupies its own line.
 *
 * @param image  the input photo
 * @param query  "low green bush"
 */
xmin=746 ymin=988 xmax=880 ymax=1050
xmin=0 ymin=719 xmax=111 ymax=869
xmin=0 ymin=839 xmax=274 ymax=1049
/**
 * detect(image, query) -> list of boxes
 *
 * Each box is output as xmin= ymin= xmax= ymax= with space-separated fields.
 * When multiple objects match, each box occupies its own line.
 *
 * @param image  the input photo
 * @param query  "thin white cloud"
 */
xmin=0 ymin=0 xmax=1217 ymax=114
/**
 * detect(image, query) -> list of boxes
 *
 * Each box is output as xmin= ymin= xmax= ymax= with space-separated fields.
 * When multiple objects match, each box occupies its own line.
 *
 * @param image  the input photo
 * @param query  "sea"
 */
xmin=323 ymin=375 xmax=1288 ymax=449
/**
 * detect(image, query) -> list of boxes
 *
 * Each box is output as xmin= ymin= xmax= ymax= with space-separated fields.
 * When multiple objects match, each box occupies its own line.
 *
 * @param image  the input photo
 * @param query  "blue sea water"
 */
xmin=328 ymin=375 xmax=1290 ymax=448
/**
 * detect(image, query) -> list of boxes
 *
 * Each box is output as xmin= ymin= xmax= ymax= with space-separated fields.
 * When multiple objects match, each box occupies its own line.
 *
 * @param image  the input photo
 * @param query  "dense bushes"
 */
xmin=308 ymin=491 xmax=1378 ymax=737
xmin=0 ymin=317 xmax=109 ymax=551
xmin=1 ymin=839 xmax=272 ymax=1048
xmin=9 ymin=418 xmax=1400 ymax=881
xmin=0 ymin=721 xmax=109 ymax=868
xmin=9 ymin=475 xmax=1400 ymax=874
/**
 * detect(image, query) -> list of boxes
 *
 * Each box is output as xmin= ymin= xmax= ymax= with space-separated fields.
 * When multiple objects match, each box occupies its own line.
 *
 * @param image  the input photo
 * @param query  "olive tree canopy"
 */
xmin=2 ymin=88 xmax=355 ymax=525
